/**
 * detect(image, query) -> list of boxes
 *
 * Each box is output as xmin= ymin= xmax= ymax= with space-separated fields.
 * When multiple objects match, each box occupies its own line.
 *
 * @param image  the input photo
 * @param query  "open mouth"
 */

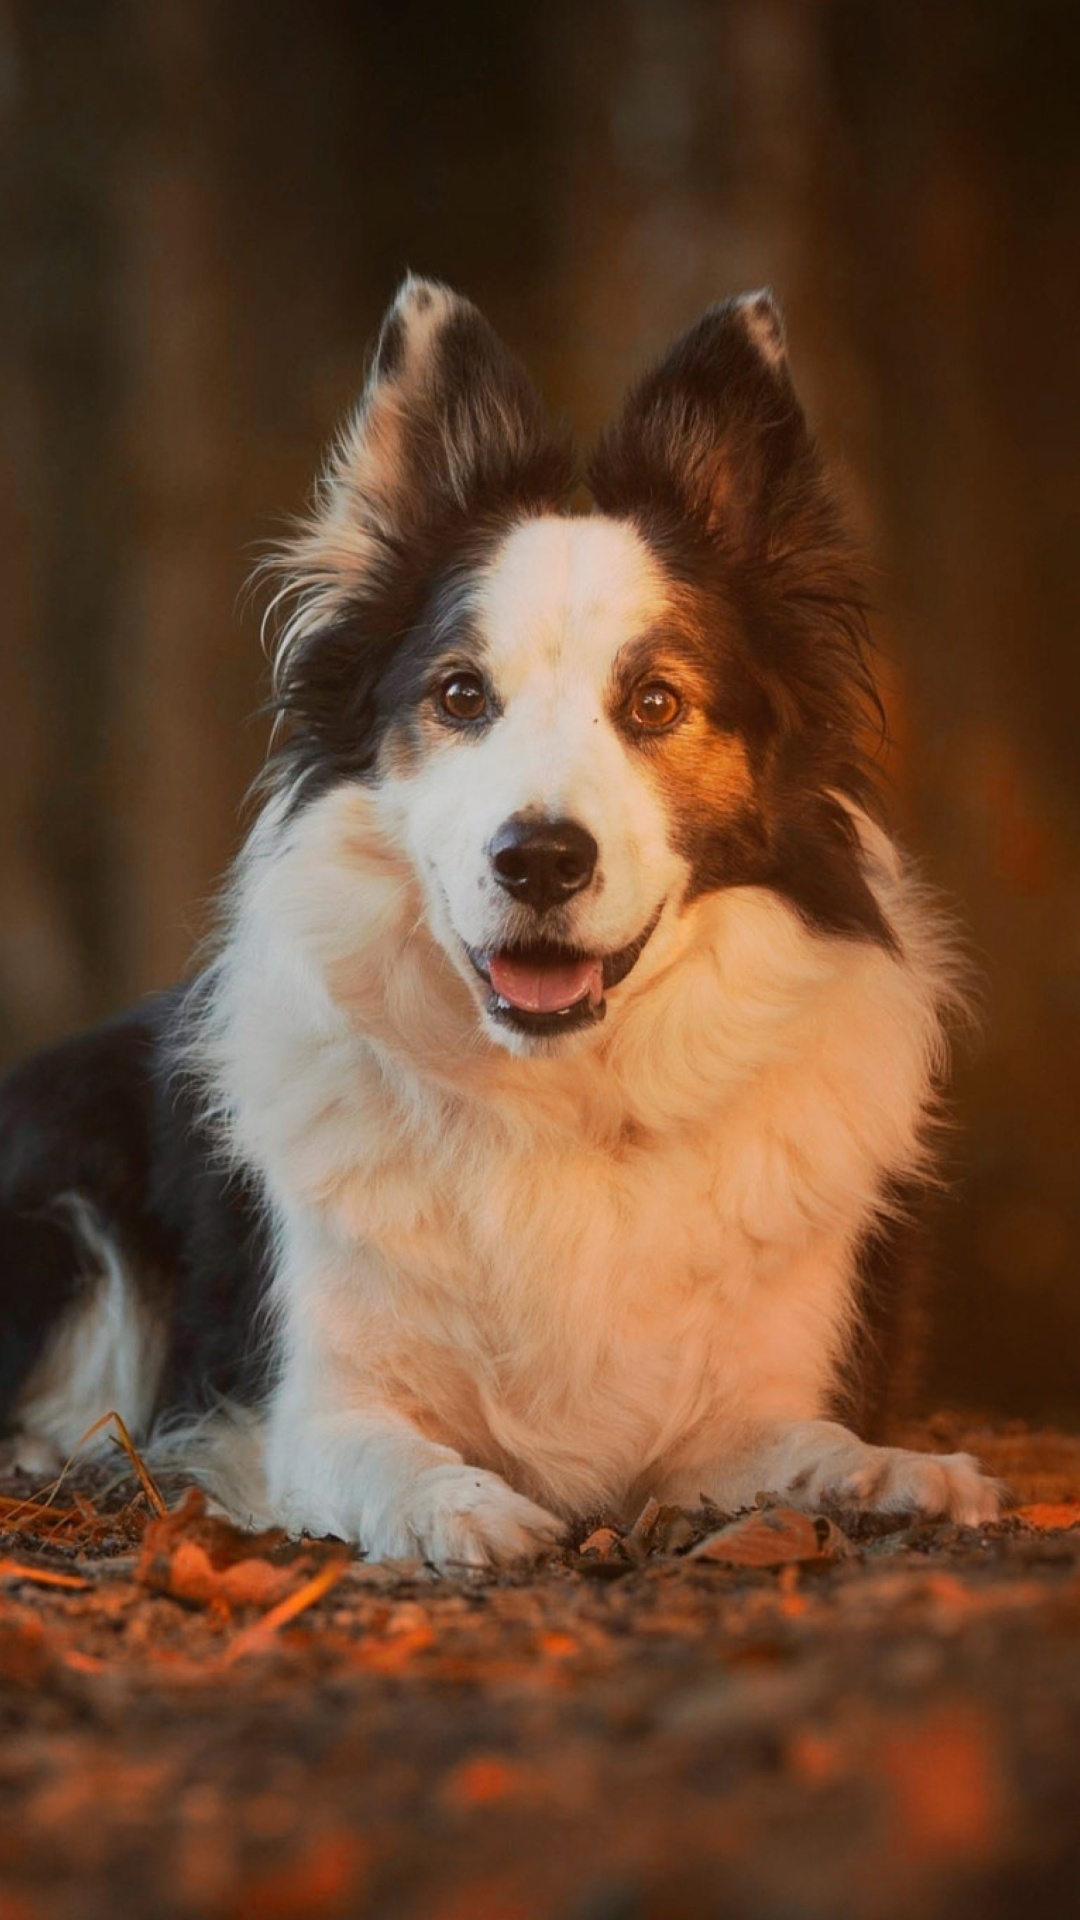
xmin=468 ymin=909 xmax=662 ymax=1038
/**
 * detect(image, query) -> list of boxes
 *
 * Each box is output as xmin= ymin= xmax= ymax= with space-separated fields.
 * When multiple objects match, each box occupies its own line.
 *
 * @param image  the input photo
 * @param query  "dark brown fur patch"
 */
xmin=589 ymin=294 xmax=892 ymax=946
xmin=607 ymin=626 xmax=763 ymax=879
xmin=834 ymin=1187 xmax=929 ymax=1440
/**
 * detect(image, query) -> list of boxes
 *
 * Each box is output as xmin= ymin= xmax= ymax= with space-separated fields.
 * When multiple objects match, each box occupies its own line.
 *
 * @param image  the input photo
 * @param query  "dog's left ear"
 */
xmin=588 ymin=291 xmax=822 ymax=549
xmin=335 ymin=274 xmax=571 ymax=534
xmin=270 ymin=276 xmax=572 ymax=655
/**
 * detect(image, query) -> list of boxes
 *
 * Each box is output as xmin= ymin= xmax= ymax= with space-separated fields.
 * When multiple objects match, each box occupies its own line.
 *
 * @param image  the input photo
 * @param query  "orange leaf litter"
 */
xmin=221 ymin=1559 xmax=350 ymax=1664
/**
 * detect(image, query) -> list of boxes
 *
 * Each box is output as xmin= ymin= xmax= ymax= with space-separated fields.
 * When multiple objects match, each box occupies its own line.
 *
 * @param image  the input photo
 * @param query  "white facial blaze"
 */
xmin=379 ymin=514 xmax=692 ymax=1021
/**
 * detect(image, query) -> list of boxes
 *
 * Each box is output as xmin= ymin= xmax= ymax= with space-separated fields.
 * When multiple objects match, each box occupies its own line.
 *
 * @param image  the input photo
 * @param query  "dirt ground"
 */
xmin=2 ymin=1418 xmax=1080 ymax=1920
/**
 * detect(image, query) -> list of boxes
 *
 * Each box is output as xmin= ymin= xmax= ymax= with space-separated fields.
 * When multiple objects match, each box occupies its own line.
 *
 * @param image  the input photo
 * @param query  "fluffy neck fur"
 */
xmin=200 ymin=781 xmax=953 ymax=1261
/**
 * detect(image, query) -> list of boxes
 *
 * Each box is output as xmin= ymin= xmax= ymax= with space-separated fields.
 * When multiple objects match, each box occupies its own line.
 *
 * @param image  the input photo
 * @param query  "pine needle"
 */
xmin=0 ymin=1558 xmax=92 ymax=1591
xmin=0 ymin=1493 xmax=85 ymax=1534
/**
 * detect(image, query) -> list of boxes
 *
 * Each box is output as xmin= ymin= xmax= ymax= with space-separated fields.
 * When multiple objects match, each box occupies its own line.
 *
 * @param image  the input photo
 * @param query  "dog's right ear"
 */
xmin=274 ymin=277 xmax=572 ymax=645
xmin=587 ymin=290 xmax=819 ymax=553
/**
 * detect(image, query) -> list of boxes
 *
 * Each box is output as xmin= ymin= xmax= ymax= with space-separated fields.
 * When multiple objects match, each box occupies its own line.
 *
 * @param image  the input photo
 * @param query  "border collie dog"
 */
xmin=0 ymin=278 xmax=1001 ymax=1563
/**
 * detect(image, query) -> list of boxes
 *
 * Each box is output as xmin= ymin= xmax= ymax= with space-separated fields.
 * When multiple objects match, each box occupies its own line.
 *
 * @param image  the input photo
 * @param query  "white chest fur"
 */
xmin=281 ymin=1102 xmax=861 ymax=1513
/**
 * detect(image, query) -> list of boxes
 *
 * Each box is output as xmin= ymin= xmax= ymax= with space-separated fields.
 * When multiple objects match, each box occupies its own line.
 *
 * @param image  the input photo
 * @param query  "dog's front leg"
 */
xmin=265 ymin=1396 xmax=564 ymax=1568
xmin=263 ymin=1220 xmax=564 ymax=1568
xmin=660 ymin=1418 xmax=1003 ymax=1526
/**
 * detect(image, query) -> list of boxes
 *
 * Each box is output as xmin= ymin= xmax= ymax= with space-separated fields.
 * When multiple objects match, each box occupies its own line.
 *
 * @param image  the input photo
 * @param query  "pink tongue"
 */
xmin=488 ymin=953 xmax=603 ymax=1014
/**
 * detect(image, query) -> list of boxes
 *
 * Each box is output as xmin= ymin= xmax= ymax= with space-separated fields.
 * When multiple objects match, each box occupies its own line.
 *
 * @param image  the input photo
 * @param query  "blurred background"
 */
xmin=1 ymin=0 xmax=1078 ymax=1420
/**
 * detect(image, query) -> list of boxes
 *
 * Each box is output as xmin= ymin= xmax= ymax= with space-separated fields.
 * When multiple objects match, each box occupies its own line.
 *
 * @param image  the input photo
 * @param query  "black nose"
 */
xmin=490 ymin=816 xmax=599 ymax=913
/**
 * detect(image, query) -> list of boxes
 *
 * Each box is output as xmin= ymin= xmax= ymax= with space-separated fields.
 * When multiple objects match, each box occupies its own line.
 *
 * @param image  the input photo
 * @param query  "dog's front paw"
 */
xmin=374 ymin=1464 xmax=566 ymax=1569
xmin=784 ymin=1425 xmax=1004 ymax=1526
xmin=0 ymin=1431 xmax=63 ymax=1479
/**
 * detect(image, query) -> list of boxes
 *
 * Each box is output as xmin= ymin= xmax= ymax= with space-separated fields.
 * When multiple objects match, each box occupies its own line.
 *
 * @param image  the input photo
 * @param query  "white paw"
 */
xmin=781 ymin=1424 xmax=1004 ymax=1526
xmin=371 ymin=1465 xmax=566 ymax=1569
xmin=0 ymin=1431 xmax=63 ymax=1479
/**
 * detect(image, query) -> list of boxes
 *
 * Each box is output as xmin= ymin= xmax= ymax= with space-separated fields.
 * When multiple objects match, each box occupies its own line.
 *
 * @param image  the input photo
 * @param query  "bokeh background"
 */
xmin=2 ymin=0 xmax=1078 ymax=1420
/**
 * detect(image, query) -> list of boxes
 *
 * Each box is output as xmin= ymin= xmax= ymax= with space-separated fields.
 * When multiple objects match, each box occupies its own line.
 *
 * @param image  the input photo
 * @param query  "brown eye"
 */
xmin=438 ymin=672 xmax=488 ymax=722
xmin=629 ymin=681 xmax=682 ymax=732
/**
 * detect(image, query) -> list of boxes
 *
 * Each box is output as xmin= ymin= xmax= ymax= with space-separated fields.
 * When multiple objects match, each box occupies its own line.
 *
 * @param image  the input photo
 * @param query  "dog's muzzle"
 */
xmin=468 ymin=907 xmax=662 ymax=1039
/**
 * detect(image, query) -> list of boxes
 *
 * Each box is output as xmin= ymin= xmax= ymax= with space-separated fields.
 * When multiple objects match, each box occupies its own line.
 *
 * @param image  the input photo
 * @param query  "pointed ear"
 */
xmin=273 ymin=275 xmax=572 ymax=643
xmin=588 ymin=291 xmax=871 ymax=722
xmin=588 ymin=290 xmax=819 ymax=549
xmin=340 ymin=274 xmax=570 ymax=525
xmin=589 ymin=295 xmax=881 ymax=846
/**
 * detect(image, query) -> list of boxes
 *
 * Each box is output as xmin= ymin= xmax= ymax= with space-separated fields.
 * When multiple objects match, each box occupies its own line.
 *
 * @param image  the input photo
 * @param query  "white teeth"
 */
xmin=487 ymin=992 xmax=605 ymax=1028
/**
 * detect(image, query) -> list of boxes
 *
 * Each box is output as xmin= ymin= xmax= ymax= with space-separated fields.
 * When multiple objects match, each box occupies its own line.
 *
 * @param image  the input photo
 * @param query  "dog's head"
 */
xmin=268 ymin=277 xmax=890 ymax=1054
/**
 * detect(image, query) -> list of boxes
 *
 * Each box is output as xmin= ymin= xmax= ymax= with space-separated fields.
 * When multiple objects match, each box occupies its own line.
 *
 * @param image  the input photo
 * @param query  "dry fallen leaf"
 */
xmin=579 ymin=1502 xmax=699 ymax=1566
xmin=577 ymin=1527 xmax=624 ymax=1561
xmin=150 ymin=1535 xmax=299 ymax=1611
xmin=690 ymin=1506 xmax=851 ymax=1567
xmin=137 ymin=1487 xmax=316 ymax=1612
xmin=622 ymin=1497 xmax=699 ymax=1561
xmin=627 ymin=1496 xmax=661 ymax=1549
xmin=651 ymin=1506 xmax=698 ymax=1555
